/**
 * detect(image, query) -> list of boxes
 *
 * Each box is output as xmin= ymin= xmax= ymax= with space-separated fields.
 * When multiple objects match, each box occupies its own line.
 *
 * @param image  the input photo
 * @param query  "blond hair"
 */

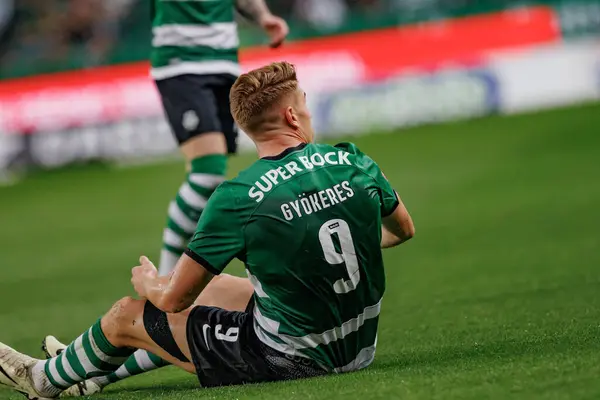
xmin=230 ymin=61 xmax=298 ymax=134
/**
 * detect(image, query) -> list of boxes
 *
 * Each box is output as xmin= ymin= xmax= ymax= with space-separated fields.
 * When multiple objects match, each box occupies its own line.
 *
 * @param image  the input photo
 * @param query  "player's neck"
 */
xmin=255 ymin=130 xmax=308 ymax=159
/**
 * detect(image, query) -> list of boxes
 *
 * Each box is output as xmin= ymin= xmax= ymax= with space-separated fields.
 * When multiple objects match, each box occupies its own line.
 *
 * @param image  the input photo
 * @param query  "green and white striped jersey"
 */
xmin=187 ymin=142 xmax=399 ymax=372
xmin=151 ymin=0 xmax=240 ymax=80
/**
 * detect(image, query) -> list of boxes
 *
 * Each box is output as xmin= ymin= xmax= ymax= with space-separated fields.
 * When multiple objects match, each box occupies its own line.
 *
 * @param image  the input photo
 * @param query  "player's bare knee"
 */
xmin=102 ymin=296 xmax=144 ymax=345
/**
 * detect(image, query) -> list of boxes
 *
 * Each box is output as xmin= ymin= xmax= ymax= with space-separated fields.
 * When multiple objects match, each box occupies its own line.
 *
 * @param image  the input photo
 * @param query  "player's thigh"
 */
xmin=182 ymin=304 xmax=326 ymax=387
xmin=184 ymin=305 xmax=272 ymax=387
xmin=181 ymin=133 xmax=227 ymax=163
xmin=194 ymin=274 xmax=253 ymax=311
xmin=155 ymin=74 xmax=227 ymax=160
xmin=164 ymin=275 xmax=252 ymax=368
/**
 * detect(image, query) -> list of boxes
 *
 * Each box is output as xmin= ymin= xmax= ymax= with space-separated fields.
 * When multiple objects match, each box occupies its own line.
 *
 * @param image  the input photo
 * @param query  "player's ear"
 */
xmin=284 ymin=106 xmax=300 ymax=130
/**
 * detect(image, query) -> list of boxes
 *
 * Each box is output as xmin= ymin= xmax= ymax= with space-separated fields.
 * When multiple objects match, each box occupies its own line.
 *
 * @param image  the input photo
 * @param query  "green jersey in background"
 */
xmin=151 ymin=0 xmax=240 ymax=80
xmin=187 ymin=142 xmax=399 ymax=371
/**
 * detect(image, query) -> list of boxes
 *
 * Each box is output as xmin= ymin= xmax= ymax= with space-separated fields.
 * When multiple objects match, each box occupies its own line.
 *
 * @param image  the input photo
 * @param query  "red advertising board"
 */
xmin=242 ymin=6 xmax=560 ymax=79
xmin=0 ymin=6 xmax=559 ymax=134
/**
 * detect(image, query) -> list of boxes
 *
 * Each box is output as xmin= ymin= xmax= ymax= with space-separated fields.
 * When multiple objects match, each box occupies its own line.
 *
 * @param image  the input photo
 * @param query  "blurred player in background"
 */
xmin=152 ymin=0 xmax=288 ymax=275
xmin=0 ymin=61 xmax=414 ymax=399
xmin=31 ymin=1 xmax=289 ymax=396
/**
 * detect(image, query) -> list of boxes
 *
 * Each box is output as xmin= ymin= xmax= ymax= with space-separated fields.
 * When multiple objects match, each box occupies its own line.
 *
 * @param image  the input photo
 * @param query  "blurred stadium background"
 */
xmin=1 ymin=1 xmax=599 ymax=399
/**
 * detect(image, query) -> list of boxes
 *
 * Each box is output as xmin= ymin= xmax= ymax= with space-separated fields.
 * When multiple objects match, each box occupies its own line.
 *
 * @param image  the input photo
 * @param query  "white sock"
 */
xmin=31 ymin=361 xmax=62 ymax=398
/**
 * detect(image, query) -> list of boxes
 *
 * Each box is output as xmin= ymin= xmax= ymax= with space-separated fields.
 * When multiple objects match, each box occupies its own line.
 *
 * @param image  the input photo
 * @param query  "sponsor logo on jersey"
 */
xmin=248 ymin=150 xmax=351 ymax=203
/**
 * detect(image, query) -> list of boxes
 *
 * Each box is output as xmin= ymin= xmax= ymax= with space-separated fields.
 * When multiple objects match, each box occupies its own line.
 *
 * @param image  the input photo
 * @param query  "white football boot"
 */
xmin=0 ymin=342 xmax=52 ymax=400
xmin=40 ymin=337 xmax=66 ymax=359
xmin=41 ymin=337 xmax=103 ymax=398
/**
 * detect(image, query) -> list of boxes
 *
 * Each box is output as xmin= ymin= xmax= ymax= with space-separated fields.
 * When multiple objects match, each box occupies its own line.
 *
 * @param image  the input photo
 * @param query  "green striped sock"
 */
xmin=159 ymin=154 xmax=226 ymax=275
xmin=91 ymin=350 xmax=170 ymax=387
xmin=37 ymin=319 xmax=133 ymax=391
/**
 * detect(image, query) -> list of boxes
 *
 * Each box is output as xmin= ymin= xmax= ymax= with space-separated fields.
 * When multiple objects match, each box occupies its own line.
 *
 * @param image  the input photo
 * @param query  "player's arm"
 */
xmin=234 ymin=0 xmax=270 ymax=22
xmin=381 ymin=194 xmax=414 ymax=249
xmin=335 ymin=142 xmax=415 ymax=249
xmin=235 ymin=0 xmax=289 ymax=48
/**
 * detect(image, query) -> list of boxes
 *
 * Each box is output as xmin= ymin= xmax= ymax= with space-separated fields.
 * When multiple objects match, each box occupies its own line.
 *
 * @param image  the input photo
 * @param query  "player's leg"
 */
xmin=156 ymin=74 xmax=233 ymax=276
xmin=43 ymin=274 xmax=253 ymax=396
xmin=0 ymin=297 xmax=194 ymax=399
xmin=175 ymin=298 xmax=328 ymax=388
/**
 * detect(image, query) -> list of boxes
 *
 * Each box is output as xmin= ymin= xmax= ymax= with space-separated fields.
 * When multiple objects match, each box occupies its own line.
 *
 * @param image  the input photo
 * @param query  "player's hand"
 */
xmin=260 ymin=14 xmax=289 ymax=48
xmin=131 ymin=256 xmax=158 ymax=298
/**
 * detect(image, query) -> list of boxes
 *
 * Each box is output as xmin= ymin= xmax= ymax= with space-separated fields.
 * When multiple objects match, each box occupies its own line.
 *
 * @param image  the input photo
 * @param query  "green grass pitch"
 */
xmin=1 ymin=103 xmax=599 ymax=400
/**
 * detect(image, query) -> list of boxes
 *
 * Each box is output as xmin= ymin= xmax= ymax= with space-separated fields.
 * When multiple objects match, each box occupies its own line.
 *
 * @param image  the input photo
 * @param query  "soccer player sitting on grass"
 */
xmin=33 ymin=1 xmax=288 ymax=395
xmin=0 ymin=62 xmax=415 ymax=399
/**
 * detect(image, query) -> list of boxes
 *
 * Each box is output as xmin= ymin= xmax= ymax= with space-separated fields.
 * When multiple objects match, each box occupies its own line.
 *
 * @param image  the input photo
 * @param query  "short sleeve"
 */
xmin=335 ymin=142 xmax=399 ymax=217
xmin=185 ymin=183 xmax=245 ymax=275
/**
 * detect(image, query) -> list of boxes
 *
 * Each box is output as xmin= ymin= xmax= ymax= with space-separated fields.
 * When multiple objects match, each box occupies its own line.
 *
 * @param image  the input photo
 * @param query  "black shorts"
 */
xmin=155 ymin=74 xmax=239 ymax=154
xmin=186 ymin=300 xmax=327 ymax=387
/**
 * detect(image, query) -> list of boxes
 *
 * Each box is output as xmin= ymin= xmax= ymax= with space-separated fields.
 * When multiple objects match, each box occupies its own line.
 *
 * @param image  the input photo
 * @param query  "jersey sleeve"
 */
xmin=335 ymin=142 xmax=399 ymax=217
xmin=185 ymin=183 xmax=246 ymax=275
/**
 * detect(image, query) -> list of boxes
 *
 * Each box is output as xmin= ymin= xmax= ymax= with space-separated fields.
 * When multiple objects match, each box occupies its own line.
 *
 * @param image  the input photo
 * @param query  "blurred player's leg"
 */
xmin=42 ymin=274 xmax=253 ymax=396
xmin=155 ymin=74 xmax=238 ymax=276
xmin=159 ymin=133 xmax=227 ymax=275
